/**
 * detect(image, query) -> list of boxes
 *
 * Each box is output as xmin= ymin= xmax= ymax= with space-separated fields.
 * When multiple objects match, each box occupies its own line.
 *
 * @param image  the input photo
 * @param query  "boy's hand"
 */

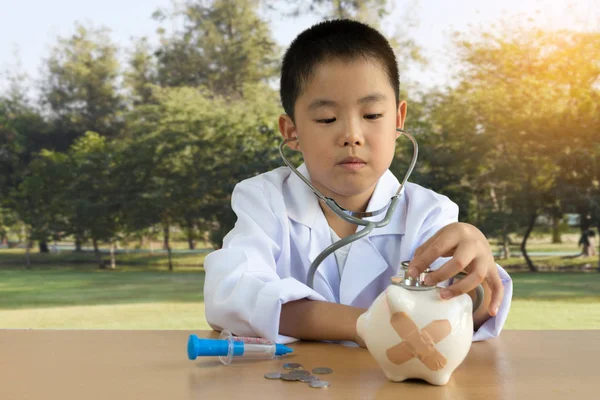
xmin=407 ymin=222 xmax=504 ymax=317
xmin=280 ymin=299 xmax=368 ymax=346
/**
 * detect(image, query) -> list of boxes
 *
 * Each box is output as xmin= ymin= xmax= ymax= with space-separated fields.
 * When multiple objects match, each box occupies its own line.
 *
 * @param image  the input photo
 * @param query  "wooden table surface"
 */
xmin=0 ymin=330 xmax=597 ymax=399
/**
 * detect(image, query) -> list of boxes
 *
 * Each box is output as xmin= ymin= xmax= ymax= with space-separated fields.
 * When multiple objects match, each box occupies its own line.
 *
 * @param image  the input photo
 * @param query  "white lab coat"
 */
xmin=204 ymin=164 xmax=513 ymax=344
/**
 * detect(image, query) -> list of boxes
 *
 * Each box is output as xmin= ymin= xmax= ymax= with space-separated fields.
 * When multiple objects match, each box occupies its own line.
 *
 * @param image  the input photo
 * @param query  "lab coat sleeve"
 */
xmin=203 ymin=181 xmax=326 ymax=344
xmin=472 ymin=263 xmax=513 ymax=341
xmin=411 ymin=196 xmax=513 ymax=342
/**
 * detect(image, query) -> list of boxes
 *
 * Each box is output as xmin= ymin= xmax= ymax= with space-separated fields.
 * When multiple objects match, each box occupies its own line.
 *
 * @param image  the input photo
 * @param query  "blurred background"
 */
xmin=1 ymin=0 xmax=599 ymax=330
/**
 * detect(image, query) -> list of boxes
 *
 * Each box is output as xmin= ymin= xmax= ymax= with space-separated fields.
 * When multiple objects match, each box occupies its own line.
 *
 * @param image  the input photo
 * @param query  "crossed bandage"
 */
xmin=386 ymin=312 xmax=451 ymax=371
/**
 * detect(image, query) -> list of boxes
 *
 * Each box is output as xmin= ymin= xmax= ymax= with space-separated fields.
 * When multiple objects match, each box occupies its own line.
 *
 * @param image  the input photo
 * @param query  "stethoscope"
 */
xmin=279 ymin=128 xmax=418 ymax=290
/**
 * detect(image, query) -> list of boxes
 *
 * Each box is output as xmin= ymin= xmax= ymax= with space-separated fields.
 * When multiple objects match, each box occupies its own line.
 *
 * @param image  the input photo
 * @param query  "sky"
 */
xmin=0 ymin=0 xmax=598 ymax=95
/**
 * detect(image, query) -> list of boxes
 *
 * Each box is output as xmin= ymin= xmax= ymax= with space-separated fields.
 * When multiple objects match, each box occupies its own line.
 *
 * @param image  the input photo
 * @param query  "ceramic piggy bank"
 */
xmin=356 ymin=263 xmax=483 ymax=386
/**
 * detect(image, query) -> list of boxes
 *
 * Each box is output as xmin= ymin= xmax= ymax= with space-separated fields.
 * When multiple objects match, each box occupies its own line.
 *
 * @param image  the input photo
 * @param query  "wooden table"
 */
xmin=0 ymin=330 xmax=597 ymax=399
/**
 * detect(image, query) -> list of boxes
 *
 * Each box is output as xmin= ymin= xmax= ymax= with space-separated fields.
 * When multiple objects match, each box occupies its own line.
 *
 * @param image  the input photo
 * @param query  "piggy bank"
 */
xmin=356 ymin=263 xmax=483 ymax=386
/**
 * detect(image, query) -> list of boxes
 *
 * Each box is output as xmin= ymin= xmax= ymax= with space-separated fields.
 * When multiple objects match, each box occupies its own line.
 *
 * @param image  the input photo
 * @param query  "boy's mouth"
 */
xmin=338 ymin=156 xmax=367 ymax=171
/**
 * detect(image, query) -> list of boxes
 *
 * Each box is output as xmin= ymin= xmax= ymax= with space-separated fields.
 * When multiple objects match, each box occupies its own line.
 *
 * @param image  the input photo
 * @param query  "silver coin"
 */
xmin=312 ymin=367 xmax=333 ymax=375
xmin=289 ymin=370 xmax=310 ymax=377
xmin=281 ymin=374 xmax=299 ymax=382
xmin=309 ymin=380 xmax=330 ymax=388
xmin=264 ymin=372 xmax=282 ymax=380
xmin=299 ymin=375 xmax=318 ymax=383
xmin=283 ymin=363 xmax=303 ymax=370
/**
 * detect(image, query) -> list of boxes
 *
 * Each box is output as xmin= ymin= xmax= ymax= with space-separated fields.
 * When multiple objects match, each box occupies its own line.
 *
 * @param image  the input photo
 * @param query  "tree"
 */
xmin=125 ymin=83 xmax=282 ymax=255
xmin=124 ymin=37 xmax=158 ymax=107
xmin=0 ymin=101 xmax=20 ymax=200
xmin=120 ymin=0 xmax=282 ymax=253
xmin=41 ymin=23 xmax=124 ymax=149
xmin=9 ymin=149 xmax=70 ymax=263
xmin=57 ymin=132 xmax=125 ymax=268
xmin=269 ymin=0 xmax=426 ymax=74
xmin=1 ymin=86 xmax=53 ymax=253
xmin=34 ymin=23 xmax=126 ymax=255
xmin=153 ymin=0 xmax=279 ymax=96
xmin=0 ymin=207 xmax=18 ymax=245
xmin=429 ymin=24 xmax=600 ymax=271
xmin=273 ymin=0 xmax=388 ymax=20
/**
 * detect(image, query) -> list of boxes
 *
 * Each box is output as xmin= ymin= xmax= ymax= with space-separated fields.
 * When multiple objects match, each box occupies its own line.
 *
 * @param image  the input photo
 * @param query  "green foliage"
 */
xmin=124 ymin=37 xmax=158 ymax=106
xmin=273 ymin=0 xmax=389 ymax=20
xmin=0 ymin=99 xmax=51 ymax=199
xmin=64 ymin=132 xmax=124 ymax=244
xmin=153 ymin=0 xmax=279 ymax=96
xmin=1 ymin=4 xmax=599 ymax=266
xmin=0 ymin=102 xmax=19 ymax=198
xmin=0 ymin=207 xmax=18 ymax=243
xmin=10 ymin=149 xmax=70 ymax=243
xmin=404 ymin=24 xmax=600 ymax=254
xmin=125 ymin=83 xmax=282 ymax=248
xmin=41 ymin=23 xmax=124 ymax=144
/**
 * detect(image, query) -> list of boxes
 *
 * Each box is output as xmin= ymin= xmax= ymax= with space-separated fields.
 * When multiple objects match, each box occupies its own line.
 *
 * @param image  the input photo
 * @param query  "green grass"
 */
xmin=0 ymin=255 xmax=209 ymax=329
xmin=504 ymin=272 xmax=600 ymax=330
xmin=2 ymin=249 xmax=600 ymax=330
xmin=499 ymin=255 xmax=598 ymax=271
xmin=510 ymin=272 xmax=600 ymax=300
xmin=0 ymin=268 xmax=204 ymax=309
xmin=0 ymin=248 xmax=207 ymax=268
xmin=505 ymin=300 xmax=600 ymax=329
xmin=493 ymin=243 xmax=581 ymax=253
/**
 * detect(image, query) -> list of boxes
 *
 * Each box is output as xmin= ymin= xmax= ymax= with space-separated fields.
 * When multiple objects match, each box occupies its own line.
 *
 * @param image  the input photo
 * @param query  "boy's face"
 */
xmin=279 ymin=58 xmax=407 ymax=205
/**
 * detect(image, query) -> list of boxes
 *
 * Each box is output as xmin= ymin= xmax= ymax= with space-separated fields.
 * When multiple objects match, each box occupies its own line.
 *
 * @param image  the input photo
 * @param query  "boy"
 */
xmin=204 ymin=19 xmax=512 ymax=344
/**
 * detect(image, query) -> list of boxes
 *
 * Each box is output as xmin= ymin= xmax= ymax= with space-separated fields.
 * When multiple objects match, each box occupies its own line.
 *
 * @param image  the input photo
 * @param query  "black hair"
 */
xmin=280 ymin=19 xmax=400 ymax=122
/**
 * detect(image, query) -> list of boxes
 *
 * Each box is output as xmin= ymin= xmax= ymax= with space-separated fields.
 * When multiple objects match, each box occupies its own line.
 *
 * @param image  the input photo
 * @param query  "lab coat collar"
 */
xmin=362 ymin=168 xmax=407 ymax=236
xmin=285 ymin=164 xmax=407 ymax=236
xmin=284 ymin=164 xmax=322 ymax=228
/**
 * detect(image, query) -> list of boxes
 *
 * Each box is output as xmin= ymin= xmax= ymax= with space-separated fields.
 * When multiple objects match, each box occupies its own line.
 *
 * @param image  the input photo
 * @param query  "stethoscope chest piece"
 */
xmin=391 ymin=261 xmax=436 ymax=291
xmin=391 ymin=262 xmax=485 ymax=313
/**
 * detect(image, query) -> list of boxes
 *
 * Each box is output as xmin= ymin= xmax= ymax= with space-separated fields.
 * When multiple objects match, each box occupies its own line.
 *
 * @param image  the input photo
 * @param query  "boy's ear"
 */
xmin=278 ymin=114 xmax=301 ymax=151
xmin=396 ymin=101 xmax=408 ymax=132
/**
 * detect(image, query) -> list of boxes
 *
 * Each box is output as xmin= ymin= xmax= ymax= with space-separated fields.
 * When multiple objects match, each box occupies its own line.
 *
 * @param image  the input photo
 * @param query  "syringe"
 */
xmin=187 ymin=330 xmax=293 ymax=365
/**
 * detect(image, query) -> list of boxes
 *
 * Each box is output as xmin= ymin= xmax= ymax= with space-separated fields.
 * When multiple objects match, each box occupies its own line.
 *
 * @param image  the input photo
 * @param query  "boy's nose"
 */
xmin=340 ymin=120 xmax=365 ymax=147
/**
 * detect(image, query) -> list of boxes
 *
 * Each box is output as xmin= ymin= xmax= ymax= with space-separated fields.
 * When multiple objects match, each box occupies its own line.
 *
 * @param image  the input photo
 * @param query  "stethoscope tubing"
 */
xmin=278 ymin=128 xmax=419 ymax=289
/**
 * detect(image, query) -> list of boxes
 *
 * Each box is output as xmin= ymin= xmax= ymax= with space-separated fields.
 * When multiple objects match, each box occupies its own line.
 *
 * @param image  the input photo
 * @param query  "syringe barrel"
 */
xmin=187 ymin=331 xmax=292 ymax=365
xmin=237 ymin=343 xmax=276 ymax=358
xmin=218 ymin=330 xmax=277 ymax=365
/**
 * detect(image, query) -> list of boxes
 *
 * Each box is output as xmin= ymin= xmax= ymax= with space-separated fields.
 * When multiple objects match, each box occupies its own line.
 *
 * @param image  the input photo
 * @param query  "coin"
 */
xmin=281 ymin=374 xmax=300 ymax=382
xmin=289 ymin=370 xmax=310 ymax=377
xmin=283 ymin=363 xmax=303 ymax=370
xmin=264 ymin=372 xmax=282 ymax=380
xmin=312 ymin=367 xmax=333 ymax=375
xmin=299 ymin=375 xmax=318 ymax=383
xmin=309 ymin=380 xmax=330 ymax=388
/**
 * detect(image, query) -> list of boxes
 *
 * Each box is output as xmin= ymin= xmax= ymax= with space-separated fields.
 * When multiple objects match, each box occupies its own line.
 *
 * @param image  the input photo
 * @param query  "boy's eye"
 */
xmin=364 ymin=114 xmax=383 ymax=120
xmin=316 ymin=118 xmax=336 ymax=124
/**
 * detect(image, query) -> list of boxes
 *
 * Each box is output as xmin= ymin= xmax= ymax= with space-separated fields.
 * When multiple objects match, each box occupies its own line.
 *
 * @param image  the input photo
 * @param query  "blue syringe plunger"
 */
xmin=187 ymin=334 xmax=293 ymax=362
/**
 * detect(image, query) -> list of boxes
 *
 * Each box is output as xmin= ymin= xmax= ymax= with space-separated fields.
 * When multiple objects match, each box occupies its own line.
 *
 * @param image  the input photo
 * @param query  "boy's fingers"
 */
xmin=408 ymin=235 xmax=458 ymax=278
xmin=423 ymin=245 xmax=474 ymax=285
xmin=412 ymin=230 xmax=440 ymax=259
xmin=412 ymin=223 xmax=456 ymax=259
xmin=440 ymin=268 xmax=484 ymax=300
xmin=487 ymin=269 xmax=504 ymax=316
